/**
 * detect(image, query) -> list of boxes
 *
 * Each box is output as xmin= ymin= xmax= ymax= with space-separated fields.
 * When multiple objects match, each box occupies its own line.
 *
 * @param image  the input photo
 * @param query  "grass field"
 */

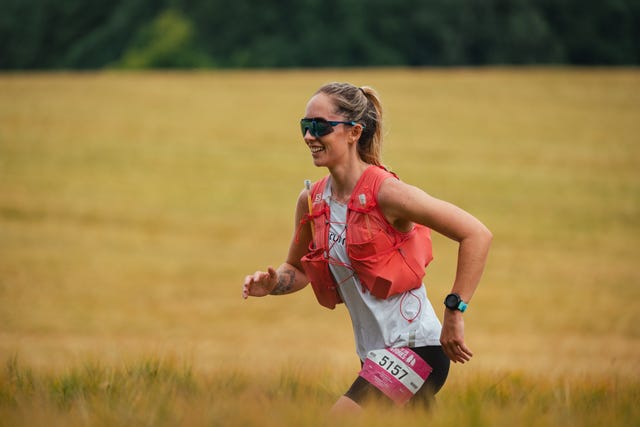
xmin=1 ymin=68 xmax=639 ymax=425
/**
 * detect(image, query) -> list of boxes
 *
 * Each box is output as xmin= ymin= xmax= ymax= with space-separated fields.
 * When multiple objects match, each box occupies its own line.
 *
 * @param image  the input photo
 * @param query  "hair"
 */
xmin=315 ymin=82 xmax=383 ymax=166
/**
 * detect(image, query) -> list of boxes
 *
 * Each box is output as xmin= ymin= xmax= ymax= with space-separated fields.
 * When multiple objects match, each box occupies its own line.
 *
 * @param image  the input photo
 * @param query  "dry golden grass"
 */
xmin=1 ymin=68 xmax=639 ymax=425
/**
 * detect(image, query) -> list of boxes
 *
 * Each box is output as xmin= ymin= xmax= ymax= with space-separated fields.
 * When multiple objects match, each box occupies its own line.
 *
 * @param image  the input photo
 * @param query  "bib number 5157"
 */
xmin=359 ymin=347 xmax=432 ymax=405
xmin=378 ymin=355 xmax=409 ymax=380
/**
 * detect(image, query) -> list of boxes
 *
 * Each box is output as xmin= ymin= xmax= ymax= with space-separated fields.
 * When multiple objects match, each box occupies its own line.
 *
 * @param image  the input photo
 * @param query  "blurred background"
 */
xmin=0 ymin=2 xmax=639 ymax=425
xmin=1 ymin=0 xmax=639 ymax=70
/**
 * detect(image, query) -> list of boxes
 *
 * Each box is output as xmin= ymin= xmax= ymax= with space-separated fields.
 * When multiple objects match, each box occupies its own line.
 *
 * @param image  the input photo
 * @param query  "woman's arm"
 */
xmin=242 ymin=189 xmax=313 ymax=298
xmin=378 ymin=178 xmax=493 ymax=363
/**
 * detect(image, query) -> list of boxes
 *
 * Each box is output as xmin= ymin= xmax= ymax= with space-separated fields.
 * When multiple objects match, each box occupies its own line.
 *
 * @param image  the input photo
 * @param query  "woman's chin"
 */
xmin=311 ymin=154 xmax=327 ymax=167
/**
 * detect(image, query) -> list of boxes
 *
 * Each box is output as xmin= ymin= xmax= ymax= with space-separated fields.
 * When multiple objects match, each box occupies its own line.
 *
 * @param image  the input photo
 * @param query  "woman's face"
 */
xmin=302 ymin=93 xmax=353 ymax=168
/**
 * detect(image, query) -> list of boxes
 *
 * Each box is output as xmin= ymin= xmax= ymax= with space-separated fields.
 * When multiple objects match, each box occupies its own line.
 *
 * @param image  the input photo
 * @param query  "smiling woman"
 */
xmin=243 ymin=82 xmax=492 ymax=414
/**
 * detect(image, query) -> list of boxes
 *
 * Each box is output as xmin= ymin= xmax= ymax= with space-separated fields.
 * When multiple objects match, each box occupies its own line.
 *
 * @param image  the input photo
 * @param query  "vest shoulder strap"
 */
xmin=348 ymin=165 xmax=397 ymax=211
xmin=309 ymin=175 xmax=329 ymax=206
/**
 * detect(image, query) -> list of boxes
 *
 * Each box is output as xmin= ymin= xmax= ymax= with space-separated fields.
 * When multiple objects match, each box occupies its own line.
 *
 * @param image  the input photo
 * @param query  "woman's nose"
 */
xmin=303 ymin=129 xmax=315 ymax=141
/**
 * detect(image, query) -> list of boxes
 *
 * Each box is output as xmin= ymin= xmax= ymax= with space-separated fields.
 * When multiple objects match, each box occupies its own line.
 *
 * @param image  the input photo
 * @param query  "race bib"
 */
xmin=359 ymin=347 xmax=432 ymax=405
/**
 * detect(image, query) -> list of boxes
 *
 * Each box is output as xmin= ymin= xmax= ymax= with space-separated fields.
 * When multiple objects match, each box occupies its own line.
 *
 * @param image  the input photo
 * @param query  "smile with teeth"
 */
xmin=310 ymin=146 xmax=325 ymax=153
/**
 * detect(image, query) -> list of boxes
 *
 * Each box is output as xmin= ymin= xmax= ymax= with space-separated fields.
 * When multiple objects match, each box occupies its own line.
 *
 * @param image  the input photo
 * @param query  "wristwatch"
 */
xmin=444 ymin=293 xmax=468 ymax=312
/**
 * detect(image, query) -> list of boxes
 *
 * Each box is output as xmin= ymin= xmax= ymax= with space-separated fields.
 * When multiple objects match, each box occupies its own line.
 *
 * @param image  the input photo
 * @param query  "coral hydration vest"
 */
xmin=300 ymin=165 xmax=433 ymax=309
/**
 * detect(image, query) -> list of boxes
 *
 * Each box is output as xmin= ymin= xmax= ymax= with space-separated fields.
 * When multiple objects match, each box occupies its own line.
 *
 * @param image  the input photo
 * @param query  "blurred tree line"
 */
xmin=1 ymin=0 xmax=638 ymax=69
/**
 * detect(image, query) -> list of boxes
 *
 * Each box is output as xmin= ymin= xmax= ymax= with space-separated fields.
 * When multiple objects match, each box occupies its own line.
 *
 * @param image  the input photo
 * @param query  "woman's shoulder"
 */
xmin=377 ymin=175 xmax=435 ymax=231
xmin=377 ymin=174 xmax=414 ymax=204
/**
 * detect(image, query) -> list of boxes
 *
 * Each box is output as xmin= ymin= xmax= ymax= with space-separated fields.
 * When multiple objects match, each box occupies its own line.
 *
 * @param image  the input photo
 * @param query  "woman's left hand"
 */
xmin=440 ymin=310 xmax=473 ymax=363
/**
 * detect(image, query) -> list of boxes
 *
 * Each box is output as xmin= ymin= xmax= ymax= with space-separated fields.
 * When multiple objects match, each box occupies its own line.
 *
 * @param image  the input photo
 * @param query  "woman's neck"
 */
xmin=328 ymin=160 xmax=370 ymax=202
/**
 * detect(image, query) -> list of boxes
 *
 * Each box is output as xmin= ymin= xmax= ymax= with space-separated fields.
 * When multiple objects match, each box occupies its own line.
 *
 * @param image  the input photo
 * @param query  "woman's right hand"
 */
xmin=242 ymin=266 xmax=278 ymax=299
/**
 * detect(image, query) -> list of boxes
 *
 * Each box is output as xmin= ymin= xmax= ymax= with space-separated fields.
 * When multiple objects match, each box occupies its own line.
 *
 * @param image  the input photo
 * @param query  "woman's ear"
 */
xmin=349 ymin=124 xmax=364 ymax=143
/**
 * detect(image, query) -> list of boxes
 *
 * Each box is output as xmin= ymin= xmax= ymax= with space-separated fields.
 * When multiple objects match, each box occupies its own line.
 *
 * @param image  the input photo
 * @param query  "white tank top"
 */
xmin=324 ymin=178 xmax=442 ymax=361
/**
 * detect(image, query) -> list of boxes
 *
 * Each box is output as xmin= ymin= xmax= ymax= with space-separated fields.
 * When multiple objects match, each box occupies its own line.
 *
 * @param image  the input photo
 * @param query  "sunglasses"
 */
xmin=300 ymin=118 xmax=362 ymax=138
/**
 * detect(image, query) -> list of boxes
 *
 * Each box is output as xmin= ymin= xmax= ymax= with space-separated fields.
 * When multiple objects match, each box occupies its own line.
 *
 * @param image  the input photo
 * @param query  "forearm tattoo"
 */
xmin=271 ymin=269 xmax=295 ymax=295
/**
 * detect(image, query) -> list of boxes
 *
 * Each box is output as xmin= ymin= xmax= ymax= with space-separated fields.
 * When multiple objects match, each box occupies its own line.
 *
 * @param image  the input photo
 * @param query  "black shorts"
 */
xmin=344 ymin=345 xmax=450 ymax=407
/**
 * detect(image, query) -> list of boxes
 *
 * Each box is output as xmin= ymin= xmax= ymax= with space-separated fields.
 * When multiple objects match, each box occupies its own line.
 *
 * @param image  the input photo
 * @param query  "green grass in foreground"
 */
xmin=1 ymin=357 xmax=638 ymax=427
